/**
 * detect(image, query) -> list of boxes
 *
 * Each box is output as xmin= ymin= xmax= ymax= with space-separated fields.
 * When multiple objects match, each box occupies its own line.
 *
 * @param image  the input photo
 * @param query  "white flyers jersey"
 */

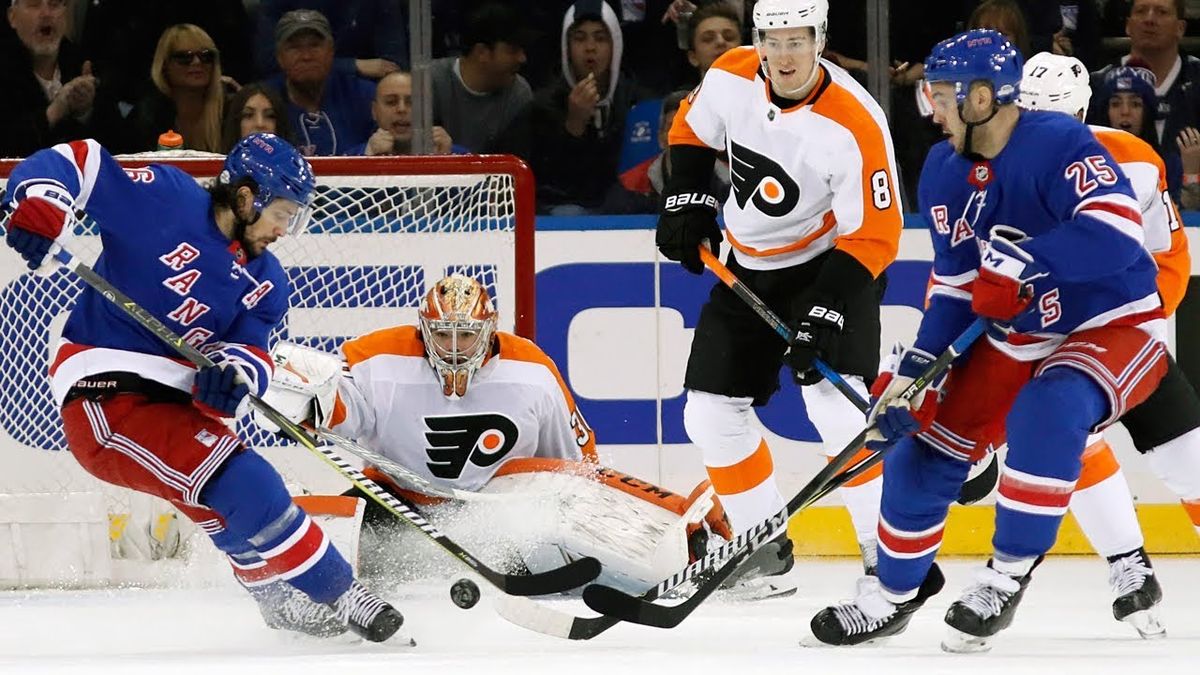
xmin=1089 ymin=125 xmax=1190 ymax=316
xmin=328 ymin=326 xmax=597 ymax=492
xmin=670 ymin=46 xmax=903 ymax=277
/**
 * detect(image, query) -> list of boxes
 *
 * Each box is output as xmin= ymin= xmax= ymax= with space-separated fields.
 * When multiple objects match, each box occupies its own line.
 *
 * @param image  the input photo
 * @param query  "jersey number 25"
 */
xmin=1063 ymin=155 xmax=1117 ymax=198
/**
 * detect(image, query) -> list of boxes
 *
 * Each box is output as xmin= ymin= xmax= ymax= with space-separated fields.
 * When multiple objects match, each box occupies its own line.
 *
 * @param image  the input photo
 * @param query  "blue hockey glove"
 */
xmin=193 ymin=364 xmax=250 ymax=418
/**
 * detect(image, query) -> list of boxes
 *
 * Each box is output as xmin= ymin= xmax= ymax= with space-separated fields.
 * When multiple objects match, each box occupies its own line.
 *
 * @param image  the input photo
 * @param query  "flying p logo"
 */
xmin=424 ymin=413 xmax=519 ymax=479
xmin=729 ymin=140 xmax=799 ymax=217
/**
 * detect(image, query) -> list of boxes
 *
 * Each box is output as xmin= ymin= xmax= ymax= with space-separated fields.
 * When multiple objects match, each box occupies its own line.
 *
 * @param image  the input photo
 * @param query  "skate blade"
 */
xmin=1123 ymin=609 xmax=1166 ymax=640
xmin=718 ymin=578 xmax=798 ymax=602
xmin=941 ymin=627 xmax=993 ymax=654
xmin=800 ymin=634 xmax=892 ymax=648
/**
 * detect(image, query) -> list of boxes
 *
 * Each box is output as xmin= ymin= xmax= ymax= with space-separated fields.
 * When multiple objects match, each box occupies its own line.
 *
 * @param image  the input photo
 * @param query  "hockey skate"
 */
xmin=330 ymin=580 xmax=408 ymax=643
xmin=716 ymin=532 xmax=797 ymax=601
xmin=942 ymin=557 xmax=1041 ymax=653
xmin=808 ymin=563 xmax=945 ymax=646
xmin=247 ymin=581 xmax=349 ymax=639
xmin=1108 ymin=547 xmax=1165 ymax=639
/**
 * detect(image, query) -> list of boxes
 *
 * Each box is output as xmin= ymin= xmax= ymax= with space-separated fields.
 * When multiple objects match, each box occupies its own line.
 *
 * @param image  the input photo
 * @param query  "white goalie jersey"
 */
xmin=326 ymin=325 xmax=597 ymax=491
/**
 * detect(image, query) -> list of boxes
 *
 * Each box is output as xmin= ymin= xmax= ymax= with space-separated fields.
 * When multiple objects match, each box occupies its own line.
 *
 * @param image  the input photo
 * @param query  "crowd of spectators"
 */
xmin=1 ymin=0 xmax=1198 ymax=213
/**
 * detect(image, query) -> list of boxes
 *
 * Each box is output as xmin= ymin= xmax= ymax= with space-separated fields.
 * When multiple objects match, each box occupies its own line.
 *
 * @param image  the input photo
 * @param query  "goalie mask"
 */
xmin=418 ymin=275 xmax=498 ymax=399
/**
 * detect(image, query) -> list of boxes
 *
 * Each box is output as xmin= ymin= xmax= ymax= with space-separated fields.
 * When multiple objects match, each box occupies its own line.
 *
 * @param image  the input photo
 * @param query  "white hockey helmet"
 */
xmin=1017 ymin=52 xmax=1092 ymax=119
xmin=752 ymin=0 xmax=828 ymax=53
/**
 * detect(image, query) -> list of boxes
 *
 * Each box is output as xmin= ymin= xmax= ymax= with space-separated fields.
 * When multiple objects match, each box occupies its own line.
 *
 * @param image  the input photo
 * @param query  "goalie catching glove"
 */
xmin=255 ymin=342 xmax=344 ymax=432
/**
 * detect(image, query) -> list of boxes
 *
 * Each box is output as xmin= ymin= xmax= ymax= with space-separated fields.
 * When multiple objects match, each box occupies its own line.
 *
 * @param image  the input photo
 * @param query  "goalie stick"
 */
xmin=49 ymin=246 xmax=601 ymax=597
xmin=698 ymin=245 xmax=869 ymax=413
xmin=579 ymin=317 xmax=987 ymax=628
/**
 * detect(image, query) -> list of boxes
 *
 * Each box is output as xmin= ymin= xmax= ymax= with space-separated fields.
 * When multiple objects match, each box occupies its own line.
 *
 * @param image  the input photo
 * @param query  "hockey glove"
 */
xmin=864 ymin=344 xmax=946 ymax=448
xmin=256 ymin=342 xmax=343 ymax=432
xmin=972 ymin=226 xmax=1047 ymax=322
xmin=193 ymin=363 xmax=251 ymax=419
xmin=786 ymin=295 xmax=844 ymax=386
xmin=656 ymin=191 xmax=722 ymax=274
xmin=6 ymin=196 xmax=67 ymax=271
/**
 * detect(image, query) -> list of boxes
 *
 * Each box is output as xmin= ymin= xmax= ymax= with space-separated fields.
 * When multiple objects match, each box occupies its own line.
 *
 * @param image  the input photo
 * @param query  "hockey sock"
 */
xmin=835 ymin=459 xmax=883 ymax=545
xmin=876 ymin=436 xmax=970 ymax=602
xmin=1145 ymin=428 xmax=1200 ymax=537
xmin=996 ymin=368 xmax=1106 ymax=560
xmin=806 ymin=377 xmax=881 ymax=545
xmin=1070 ymin=440 xmax=1144 ymax=558
xmin=684 ymin=391 xmax=785 ymax=533
xmin=202 ymin=450 xmax=353 ymax=604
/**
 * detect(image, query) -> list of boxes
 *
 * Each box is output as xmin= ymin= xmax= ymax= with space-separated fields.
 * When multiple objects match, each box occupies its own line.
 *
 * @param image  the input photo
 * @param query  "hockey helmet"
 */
xmin=752 ymin=0 xmax=828 ymax=51
xmin=924 ymin=29 xmax=1023 ymax=106
xmin=1018 ymin=52 xmax=1092 ymax=117
xmin=418 ymin=275 xmax=498 ymax=399
xmin=220 ymin=132 xmax=316 ymax=234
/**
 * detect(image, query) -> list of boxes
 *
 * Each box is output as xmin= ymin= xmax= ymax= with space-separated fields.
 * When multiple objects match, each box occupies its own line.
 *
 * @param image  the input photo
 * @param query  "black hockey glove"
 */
xmin=786 ymin=294 xmax=845 ymax=386
xmin=656 ymin=191 xmax=722 ymax=274
xmin=657 ymin=144 xmax=722 ymax=274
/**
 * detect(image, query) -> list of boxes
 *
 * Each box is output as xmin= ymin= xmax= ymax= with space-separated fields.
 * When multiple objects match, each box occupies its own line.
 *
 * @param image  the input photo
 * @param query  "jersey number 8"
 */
xmin=870 ymin=169 xmax=892 ymax=210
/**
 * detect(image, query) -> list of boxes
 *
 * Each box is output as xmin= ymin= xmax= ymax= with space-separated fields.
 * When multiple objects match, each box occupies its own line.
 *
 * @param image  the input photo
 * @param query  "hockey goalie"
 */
xmin=258 ymin=274 xmax=734 ymax=599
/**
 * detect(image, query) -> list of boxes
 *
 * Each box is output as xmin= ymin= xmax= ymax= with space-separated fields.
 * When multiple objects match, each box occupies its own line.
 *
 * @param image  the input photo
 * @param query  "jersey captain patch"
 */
xmin=424 ymin=413 xmax=519 ymax=480
xmin=729 ymin=140 xmax=800 ymax=217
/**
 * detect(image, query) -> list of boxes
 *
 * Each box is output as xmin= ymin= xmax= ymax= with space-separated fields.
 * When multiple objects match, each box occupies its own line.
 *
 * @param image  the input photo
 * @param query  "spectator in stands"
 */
xmin=0 ymin=0 xmax=125 ymax=157
xmin=80 ymin=1 xmax=254 ymax=107
xmin=267 ymin=9 xmax=376 ymax=156
xmin=221 ymin=83 xmax=295 ymax=152
xmin=254 ymin=0 xmax=408 ymax=79
xmin=533 ymin=0 xmax=648 ymax=214
xmin=131 ymin=24 xmax=230 ymax=152
xmin=968 ymin=0 xmax=1034 ymax=56
xmin=346 ymin=71 xmax=456 ymax=156
xmin=431 ymin=2 xmax=534 ymax=157
xmin=681 ymin=2 xmax=742 ymax=87
xmin=1093 ymin=0 xmax=1200 ymax=199
xmin=1178 ymin=125 xmax=1200 ymax=209
xmin=607 ymin=89 xmax=730 ymax=213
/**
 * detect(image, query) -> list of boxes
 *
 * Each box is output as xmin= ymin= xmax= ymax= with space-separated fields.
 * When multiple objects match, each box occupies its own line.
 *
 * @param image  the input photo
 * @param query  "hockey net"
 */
xmin=0 ymin=152 xmax=535 ymax=587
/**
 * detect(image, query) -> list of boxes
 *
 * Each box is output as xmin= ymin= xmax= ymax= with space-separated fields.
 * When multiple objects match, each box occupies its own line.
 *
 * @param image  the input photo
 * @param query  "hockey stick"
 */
xmin=49 ymin=247 xmax=601 ymax=597
xmin=698 ymin=246 xmax=868 ymax=413
xmin=580 ymin=318 xmax=986 ymax=628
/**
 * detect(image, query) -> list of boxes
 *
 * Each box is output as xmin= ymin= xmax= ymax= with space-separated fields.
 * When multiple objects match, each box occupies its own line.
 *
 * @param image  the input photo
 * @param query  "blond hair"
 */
xmin=150 ymin=24 xmax=225 ymax=152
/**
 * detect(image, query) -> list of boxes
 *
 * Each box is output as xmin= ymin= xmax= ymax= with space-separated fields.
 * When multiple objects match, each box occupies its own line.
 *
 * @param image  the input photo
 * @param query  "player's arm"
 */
xmin=1139 ymin=160 xmax=1190 ymax=315
xmin=657 ymin=62 xmax=730 ymax=274
xmin=787 ymin=99 xmax=904 ymax=381
xmin=2 ymin=139 xmax=139 ymax=271
xmin=536 ymin=358 xmax=598 ymax=463
xmin=1023 ymin=127 xmax=1147 ymax=282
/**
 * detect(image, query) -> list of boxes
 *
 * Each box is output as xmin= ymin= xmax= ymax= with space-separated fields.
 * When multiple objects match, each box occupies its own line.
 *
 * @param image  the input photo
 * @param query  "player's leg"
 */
xmin=943 ymin=327 xmax=1168 ymax=652
xmin=802 ymin=376 xmax=881 ymax=573
xmin=810 ymin=342 xmax=1028 ymax=646
xmin=1122 ymin=355 xmax=1200 ymax=539
xmin=1068 ymin=436 xmax=1164 ymax=637
xmin=682 ymin=266 xmax=794 ymax=586
xmin=60 ymin=392 xmax=402 ymax=641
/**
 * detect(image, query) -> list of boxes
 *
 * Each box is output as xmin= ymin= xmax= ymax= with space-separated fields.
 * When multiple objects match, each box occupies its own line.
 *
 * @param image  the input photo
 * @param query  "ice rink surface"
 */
xmin=1 ymin=557 xmax=1197 ymax=675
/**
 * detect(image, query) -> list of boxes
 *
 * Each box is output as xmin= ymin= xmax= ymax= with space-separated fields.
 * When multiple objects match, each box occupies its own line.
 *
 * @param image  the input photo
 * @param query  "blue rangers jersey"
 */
xmin=916 ymin=112 xmax=1164 ymax=361
xmin=3 ymin=139 xmax=288 ymax=404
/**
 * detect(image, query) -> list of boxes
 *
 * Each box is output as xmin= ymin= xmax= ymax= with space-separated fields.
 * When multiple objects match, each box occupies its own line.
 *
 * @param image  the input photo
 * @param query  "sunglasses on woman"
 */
xmin=169 ymin=49 xmax=218 ymax=66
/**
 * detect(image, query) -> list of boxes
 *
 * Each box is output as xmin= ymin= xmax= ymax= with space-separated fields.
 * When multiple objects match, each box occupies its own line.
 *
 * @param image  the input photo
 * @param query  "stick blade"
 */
xmin=495 ymin=556 xmax=601 ymax=596
xmin=582 ymin=583 xmax=686 ymax=629
xmin=493 ymin=595 xmax=620 ymax=640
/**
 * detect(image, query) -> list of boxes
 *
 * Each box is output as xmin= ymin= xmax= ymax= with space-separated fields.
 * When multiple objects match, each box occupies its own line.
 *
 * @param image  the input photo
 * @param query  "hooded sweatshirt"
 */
xmin=532 ymin=0 xmax=645 ymax=211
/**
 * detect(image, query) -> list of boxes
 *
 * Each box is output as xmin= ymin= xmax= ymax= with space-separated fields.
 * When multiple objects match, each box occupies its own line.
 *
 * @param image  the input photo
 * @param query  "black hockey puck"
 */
xmin=450 ymin=578 xmax=480 ymax=609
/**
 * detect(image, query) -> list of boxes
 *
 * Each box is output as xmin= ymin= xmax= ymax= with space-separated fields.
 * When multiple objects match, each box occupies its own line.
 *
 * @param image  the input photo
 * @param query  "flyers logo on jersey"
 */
xmin=424 ymin=413 xmax=519 ymax=480
xmin=729 ymin=140 xmax=800 ymax=218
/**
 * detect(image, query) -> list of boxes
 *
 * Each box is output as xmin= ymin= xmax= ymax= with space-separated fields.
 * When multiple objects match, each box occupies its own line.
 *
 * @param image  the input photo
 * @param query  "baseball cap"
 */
xmin=275 ymin=9 xmax=333 ymax=47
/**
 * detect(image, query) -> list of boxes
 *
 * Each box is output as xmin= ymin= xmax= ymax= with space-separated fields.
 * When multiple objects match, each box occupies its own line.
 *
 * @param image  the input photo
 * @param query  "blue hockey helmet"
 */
xmin=924 ymin=29 xmax=1023 ymax=106
xmin=220 ymin=133 xmax=316 ymax=234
